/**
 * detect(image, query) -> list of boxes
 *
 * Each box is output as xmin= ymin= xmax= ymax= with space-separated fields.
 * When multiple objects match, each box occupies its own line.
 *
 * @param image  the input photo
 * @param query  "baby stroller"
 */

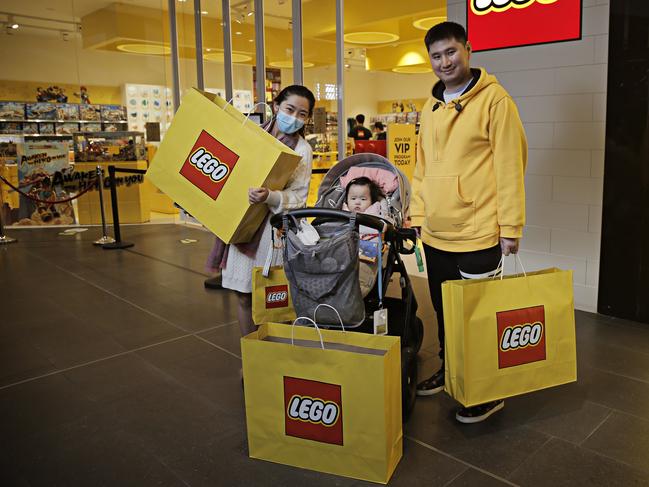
xmin=270 ymin=153 xmax=424 ymax=420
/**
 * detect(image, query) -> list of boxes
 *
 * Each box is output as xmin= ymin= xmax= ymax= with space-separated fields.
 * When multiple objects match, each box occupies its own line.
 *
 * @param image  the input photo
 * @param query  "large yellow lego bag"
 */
xmin=146 ymin=89 xmax=301 ymax=243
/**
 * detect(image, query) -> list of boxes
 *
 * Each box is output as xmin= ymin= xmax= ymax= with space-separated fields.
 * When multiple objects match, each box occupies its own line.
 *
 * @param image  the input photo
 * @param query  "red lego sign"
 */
xmin=284 ymin=377 xmax=343 ymax=446
xmin=179 ymin=130 xmax=239 ymax=200
xmin=496 ymin=305 xmax=547 ymax=369
xmin=467 ymin=0 xmax=582 ymax=52
xmin=265 ymin=285 xmax=289 ymax=309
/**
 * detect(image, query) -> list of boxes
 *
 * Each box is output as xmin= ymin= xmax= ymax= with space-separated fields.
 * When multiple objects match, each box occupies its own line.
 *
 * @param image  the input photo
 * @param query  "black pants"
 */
xmin=423 ymin=243 xmax=502 ymax=360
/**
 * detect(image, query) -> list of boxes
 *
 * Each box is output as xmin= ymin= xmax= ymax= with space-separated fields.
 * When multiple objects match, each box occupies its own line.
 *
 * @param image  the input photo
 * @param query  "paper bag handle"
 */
xmin=291 ymin=317 xmax=325 ymax=349
xmin=241 ymin=102 xmax=273 ymax=126
xmin=493 ymin=253 xmax=528 ymax=280
xmin=313 ymin=304 xmax=346 ymax=332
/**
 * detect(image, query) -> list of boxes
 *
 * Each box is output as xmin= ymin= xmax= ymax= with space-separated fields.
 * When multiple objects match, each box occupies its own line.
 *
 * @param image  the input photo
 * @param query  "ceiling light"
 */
xmin=10 ymin=23 xmax=19 ymax=29
xmin=247 ymin=11 xmax=254 ymax=16
xmin=344 ymin=32 xmax=399 ymax=45
xmin=391 ymin=66 xmax=432 ymax=74
xmin=248 ymin=39 xmax=254 ymax=43
xmin=235 ymin=31 xmax=243 ymax=35
xmin=116 ymin=43 xmax=171 ymax=55
xmin=201 ymin=11 xmax=208 ymax=15
xmin=412 ymin=16 xmax=446 ymax=31
xmin=269 ymin=61 xmax=315 ymax=69
xmin=204 ymin=51 xmax=252 ymax=63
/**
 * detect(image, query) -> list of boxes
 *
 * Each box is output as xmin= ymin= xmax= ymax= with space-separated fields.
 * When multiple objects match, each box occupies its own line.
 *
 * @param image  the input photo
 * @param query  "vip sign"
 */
xmin=467 ymin=0 xmax=582 ymax=52
xmin=179 ymin=130 xmax=240 ymax=200
xmin=284 ymin=377 xmax=343 ymax=446
xmin=265 ymin=285 xmax=289 ymax=309
xmin=496 ymin=305 xmax=547 ymax=368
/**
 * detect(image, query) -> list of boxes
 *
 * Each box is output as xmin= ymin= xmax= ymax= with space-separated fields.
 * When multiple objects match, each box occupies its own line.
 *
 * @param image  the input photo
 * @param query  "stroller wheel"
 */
xmin=401 ymin=346 xmax=418 ymax=422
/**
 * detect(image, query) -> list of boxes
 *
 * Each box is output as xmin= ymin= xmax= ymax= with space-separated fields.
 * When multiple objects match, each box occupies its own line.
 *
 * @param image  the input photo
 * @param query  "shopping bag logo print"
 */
xmin=284 ymin=377 xmax=343 ymax=446
xmin=265 ymin=285 xmax=289 ymax=309
xmin=496 ymin=305 xmax=546 ymax=368
xmin=179 ymin=130 xmax=240 ymax=200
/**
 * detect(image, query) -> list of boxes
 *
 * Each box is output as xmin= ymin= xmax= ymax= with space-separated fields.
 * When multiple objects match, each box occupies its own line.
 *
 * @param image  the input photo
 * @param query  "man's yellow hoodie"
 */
xmin=410 ymin=67 xmax=527 ymax=252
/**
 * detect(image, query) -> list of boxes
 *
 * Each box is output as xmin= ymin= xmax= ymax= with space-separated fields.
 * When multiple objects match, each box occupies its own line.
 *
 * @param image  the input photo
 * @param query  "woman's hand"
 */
xmin=249 ymin=187 xmax=270 ymax=204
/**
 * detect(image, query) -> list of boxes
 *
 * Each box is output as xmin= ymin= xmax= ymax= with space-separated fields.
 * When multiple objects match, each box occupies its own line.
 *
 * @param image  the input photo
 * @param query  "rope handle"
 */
xmin=492 ymin=253 xmax=528 ymax=280
xmin=313 ymin=304 xmax=346 ymax=332
xmin=291 ymin=317 xmax=325 ymax=350
xmin=241 ymin=102 xmax=273 ymax=126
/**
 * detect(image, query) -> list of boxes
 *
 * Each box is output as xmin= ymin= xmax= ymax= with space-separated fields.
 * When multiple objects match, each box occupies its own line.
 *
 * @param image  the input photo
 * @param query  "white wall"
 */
xmin=447 ymin=0 xmax=609 ymax=312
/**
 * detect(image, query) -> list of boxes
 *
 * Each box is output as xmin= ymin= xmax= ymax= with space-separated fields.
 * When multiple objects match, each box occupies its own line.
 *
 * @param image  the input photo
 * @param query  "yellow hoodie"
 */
xmin=411 ymin=68 xmax=527 ymax=252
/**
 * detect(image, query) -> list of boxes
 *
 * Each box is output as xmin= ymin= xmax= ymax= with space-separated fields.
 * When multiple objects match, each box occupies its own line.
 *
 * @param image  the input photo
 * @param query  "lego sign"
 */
xmin=467 ymin=0 xmax=582 ymax=52
xmin=496 ymin=305 xmax=547 ymax=368
xmin=179 ymin=130 xmax=240 ymax=200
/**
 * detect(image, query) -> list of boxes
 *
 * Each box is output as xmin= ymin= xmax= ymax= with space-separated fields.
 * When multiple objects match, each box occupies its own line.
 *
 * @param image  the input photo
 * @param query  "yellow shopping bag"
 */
xmin=442 ymin=267 xmax=577 ymax=407
xmin=146 ymin=89 xmax=301 ymax=243
xmin=251 ymin=244 xmax=296 ymax=323
xmin=242 ymin=322 xmax=402 ymax=484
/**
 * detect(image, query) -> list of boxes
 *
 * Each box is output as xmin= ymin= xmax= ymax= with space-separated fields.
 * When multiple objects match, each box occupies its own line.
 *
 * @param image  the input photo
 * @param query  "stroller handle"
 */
xmin=270 ymin=207 xmax=393 ymax=234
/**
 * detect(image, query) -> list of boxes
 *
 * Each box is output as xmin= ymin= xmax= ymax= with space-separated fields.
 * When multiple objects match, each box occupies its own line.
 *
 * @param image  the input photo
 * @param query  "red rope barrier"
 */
xmin=0 ymin=174 xmax=98 ymax=204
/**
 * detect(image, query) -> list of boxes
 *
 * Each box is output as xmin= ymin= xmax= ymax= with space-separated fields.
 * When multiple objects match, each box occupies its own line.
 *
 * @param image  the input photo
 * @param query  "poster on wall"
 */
xmin=123 ymin=84 xmax=173 ymax=138
xmin=467 ymin=0 xmax=582 ymax=52
xmin=12 ymin=141 xmax=76 ymax=226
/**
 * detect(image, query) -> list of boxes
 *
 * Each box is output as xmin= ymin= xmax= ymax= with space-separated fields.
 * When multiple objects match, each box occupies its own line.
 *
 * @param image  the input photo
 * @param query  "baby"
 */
xmin=343 ymin=177 xmax=384 ymax=297
xmin=343 ymin=176 xmax=382 ymax=216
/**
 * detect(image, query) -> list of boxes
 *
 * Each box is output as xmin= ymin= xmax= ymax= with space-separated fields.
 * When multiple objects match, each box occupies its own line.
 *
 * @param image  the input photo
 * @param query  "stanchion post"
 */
xmin=93 ymin=166 xmax=116 ymax=246
xmin=102 ymin=165 xmax=134 ymax=250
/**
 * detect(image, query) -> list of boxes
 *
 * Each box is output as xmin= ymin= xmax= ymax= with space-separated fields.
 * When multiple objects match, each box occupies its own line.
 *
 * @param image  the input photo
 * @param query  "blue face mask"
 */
xmin=276 ymin=110 xmax=305 ymax=134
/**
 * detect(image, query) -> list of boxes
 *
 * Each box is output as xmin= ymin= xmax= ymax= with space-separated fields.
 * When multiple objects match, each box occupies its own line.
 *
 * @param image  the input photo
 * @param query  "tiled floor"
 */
xmin=1 ymin=224 xmax=649 ymax=486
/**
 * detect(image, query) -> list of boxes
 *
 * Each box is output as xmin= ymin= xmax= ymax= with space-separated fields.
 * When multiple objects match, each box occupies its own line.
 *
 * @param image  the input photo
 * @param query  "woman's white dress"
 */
xmin=221 ymin=137 xmax=313 ymax=293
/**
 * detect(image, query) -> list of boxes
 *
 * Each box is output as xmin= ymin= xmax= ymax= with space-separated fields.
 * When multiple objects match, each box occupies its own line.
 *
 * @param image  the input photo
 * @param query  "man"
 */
xmin=373 ymin=121 xmax=387 ymax=140
xmin=348 ymin=114 xmax=372 ymax=140
xmin=410 ymin=22 xmax=527 ymax=423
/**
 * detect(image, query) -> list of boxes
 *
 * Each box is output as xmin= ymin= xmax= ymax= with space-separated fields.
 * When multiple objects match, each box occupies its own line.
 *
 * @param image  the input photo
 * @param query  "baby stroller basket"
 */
xmin=271 ymin=209 xmax=393 ymax=327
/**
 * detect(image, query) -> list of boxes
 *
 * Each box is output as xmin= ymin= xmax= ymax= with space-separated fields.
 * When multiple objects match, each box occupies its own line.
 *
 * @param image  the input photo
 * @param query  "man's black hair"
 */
xmin=355 ymin=114 xmax=365 ymax=125
xmin=424 ymin=21 xmax=468 ymax=52
xmin=373 ymin=121 xmax=384 ymax=131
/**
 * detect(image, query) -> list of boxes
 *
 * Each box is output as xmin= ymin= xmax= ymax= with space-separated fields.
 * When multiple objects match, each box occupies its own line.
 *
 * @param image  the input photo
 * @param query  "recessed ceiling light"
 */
xmin=343 ymin=32 xmax=399 ymax=45
xmin=391 ymin=66 xmax=432 ymax=74
xmin=269 ymin=61 xmax=315 ymax=68
xmin=248 ymin=39 xmax=254 ymax=42
xmin=204 ymin=51 xmax=252 ymax=63
xmin=201 ymin=10 xmax=208 ymax=15
xmin=412 ymin=16 xmax=446 ymax=31
xmin=10 ymin=23 xmax=19 ymax=29
xmin=247 ymin=11 xmax=254 ymax=16
xmin=235 ymin=31 xmax=243 ymax=35
xmin=116 ymin=43 xmax=171 ymax=55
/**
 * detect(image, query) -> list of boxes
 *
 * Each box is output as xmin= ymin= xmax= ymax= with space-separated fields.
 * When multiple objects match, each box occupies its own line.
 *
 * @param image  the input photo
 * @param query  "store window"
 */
xmin=0 ymin=0 xmax=171 ymax=227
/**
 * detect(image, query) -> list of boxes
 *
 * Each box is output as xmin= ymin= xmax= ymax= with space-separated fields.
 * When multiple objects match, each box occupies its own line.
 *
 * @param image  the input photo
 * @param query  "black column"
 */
xmin=598 ymin=0 xmax=649 ymax=323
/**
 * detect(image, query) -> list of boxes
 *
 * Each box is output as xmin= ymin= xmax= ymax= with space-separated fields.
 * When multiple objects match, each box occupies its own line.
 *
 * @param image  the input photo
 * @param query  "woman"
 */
xmin=221 ymin=84 xmax=315 ymax=337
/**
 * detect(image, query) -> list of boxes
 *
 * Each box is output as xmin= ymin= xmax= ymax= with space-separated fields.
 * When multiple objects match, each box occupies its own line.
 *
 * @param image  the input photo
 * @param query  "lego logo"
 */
xmin=179 ymin=130 xmax=239 ymax=200
xmin=496 ymin=305 xmax=546 ymax=368
xmin=283 ymin=377 xmax=343 ymax=445
xmin=471 ymin=0 xmax=557 ymax=15
xmin=266 ymin=291 xmax=288 ymax=304
xmin=500 ymin=322 xmax=543 ymax=351
xmin=189 ymin=148 xmax=229 ymax=182
xmin=287 ymin=395 xmax=340 ymax=427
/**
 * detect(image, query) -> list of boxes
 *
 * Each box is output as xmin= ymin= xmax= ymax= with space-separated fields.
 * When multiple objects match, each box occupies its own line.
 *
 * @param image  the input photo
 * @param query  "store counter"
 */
xmin=74 ymin=160 xmax=152 ymax=225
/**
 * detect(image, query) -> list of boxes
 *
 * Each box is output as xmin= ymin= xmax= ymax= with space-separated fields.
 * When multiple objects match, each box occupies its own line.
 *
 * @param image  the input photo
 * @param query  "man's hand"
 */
xmin=248 ymin=187 xmax=269 ymax=204
xmin=500 ymin=237 xmax=519 ymax=256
